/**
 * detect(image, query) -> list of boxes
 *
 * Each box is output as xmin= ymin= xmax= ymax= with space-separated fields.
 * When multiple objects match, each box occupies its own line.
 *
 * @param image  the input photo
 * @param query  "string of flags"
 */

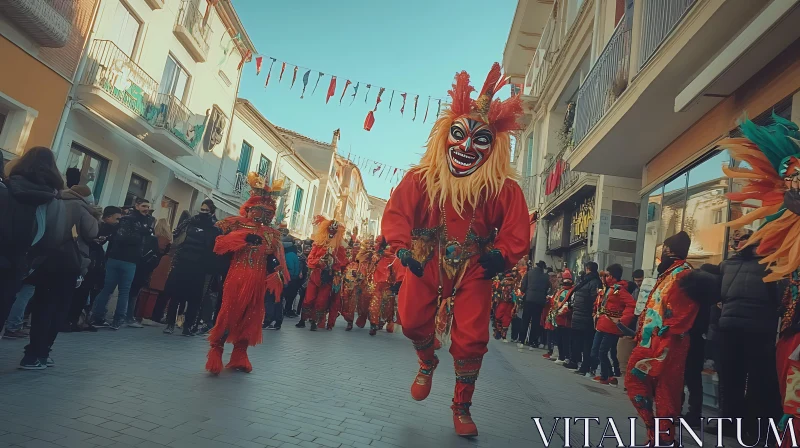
xmin=345 ymin=153 xmax=409 ymax=186
xmin=252 ymin=55 xmax=445 ymax=132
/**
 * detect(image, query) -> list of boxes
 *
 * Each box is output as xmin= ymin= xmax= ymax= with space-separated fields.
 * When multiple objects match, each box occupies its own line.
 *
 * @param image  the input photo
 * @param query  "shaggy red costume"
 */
xmin=300 ymin=216 xmax=348 ymax=331
xmin=382 ymin=63 xmax=528 ymax=437
xmin=206 ymin=174 xmax=289 ymax=375
xmin=340 ymin=241 xmax=361 ymax=330
xmin=368 ymin=236 xmax=404 ymax=335
xmin=493 ymin=270 xmax=517 ymax=340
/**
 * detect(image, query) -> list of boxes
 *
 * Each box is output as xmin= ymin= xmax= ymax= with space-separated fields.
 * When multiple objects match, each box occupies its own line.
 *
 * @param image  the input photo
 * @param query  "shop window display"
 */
xmin=684 ymin=151 xmax=729 ymax=267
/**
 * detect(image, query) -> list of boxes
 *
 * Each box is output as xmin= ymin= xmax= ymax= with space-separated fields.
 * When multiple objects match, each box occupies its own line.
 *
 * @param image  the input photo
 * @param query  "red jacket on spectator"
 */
xmin=595 ymin=279 xmax=636 ymax=335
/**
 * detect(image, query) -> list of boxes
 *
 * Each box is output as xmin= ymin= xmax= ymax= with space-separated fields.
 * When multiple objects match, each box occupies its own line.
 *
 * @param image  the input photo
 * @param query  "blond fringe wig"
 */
xmin=310 ymin=215 xmax=346 ymax=249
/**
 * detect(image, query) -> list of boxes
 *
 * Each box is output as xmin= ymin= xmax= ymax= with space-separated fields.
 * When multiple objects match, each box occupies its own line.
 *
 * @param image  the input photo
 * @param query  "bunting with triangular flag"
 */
xmin=300 ymin=70 xmax=311 ymax=98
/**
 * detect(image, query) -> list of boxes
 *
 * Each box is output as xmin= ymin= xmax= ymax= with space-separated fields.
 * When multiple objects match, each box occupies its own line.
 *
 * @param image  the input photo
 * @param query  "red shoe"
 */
xmin=205 ymin=344 xmax=223 ymax=375
xmin=451 ymin=402 xmax=478 ymax=437
xmin=226 ymin=344 xmax=252 ymax=373
xmin=592 ymin=376 xmax=611 ymax=385
xmin=369 ymin=328 xmax=377 ymax=336
xmin=386 ymin=322 xmax=395 ymax=333
xmin=346 ymin=323 xmax=353 ymax=331
xmin=410 ymin=356 xmax=439 ymax=401
xmin=541 ymin=353 xmax=552 ymax=359
xmin=607 ymin=377 xmax=619 ymax=387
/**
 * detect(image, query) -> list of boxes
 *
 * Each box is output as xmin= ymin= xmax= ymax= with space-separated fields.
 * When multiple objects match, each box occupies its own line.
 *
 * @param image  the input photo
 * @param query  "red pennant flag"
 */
xmin=264 ymin=58 xmax=276 ymax=88
xmin=255 ymin=56 xmax=263 ymax=75
xmin=373 ymin=87 xmax=385 ymax=111
xmin=364 ymin=111 xmax=375 ymax=131
xmin=326 ymin=76 xmax=337 ymax=104
xmin=290 ymin=66 xmax=298 ymax=89
xmin=279 ymin=62 xmax=286 ymax=82
xmin=339 ymin=80 xmax=352 ymax=104
xmin=373 ymin=163 xmax=381 ymax=174
xmin=400 ymin=93 xmax=407 ymax=115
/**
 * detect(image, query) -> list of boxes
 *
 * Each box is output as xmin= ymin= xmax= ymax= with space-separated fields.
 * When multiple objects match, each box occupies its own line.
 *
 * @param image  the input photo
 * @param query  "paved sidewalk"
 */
xmin=0 ymin=319 xmax=645 ymax=448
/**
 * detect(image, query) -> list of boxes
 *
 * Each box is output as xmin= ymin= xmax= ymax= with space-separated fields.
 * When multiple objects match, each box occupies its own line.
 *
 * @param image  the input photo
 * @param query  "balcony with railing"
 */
xmin=573 ymin=16 xmax=631 ymax=145
xmin=147 ymin=93 xmax=206 ymax=157
xmin=0 ymin=0 xmax=74 ymax=48
xmin=174 ymin=0 xmax=211 ymax=62
xmin=78 ymin=39 xmax=160 ymax=136
xmin=540 ymin=150 xmax=596 ymax=213
xmin=639 ymin=0 xmax=697 ymax=70
xmin=523 ymin=7 xmax=561 ymax=100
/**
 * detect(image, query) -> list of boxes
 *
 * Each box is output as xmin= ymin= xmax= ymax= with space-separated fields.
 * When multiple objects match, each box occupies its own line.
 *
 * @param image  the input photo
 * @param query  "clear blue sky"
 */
xmin=232 ymin=0 xmax=518 ymax=199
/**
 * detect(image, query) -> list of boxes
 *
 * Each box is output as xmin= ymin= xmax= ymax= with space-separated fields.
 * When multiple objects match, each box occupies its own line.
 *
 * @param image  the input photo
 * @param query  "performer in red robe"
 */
xmin=206 ymin=173 xmax=289 ymax=375
xmin=297 ymin=215 xmax=347 ymax=331
xmin=368 ymin=236 xmax=404 ymax=336
xmin=493 ymin=269 xmax=518 ymax=342
xmin=381 ymin=63 xmax=529 ymax=437
xmin=625 ymin=231 xmax=709 ymax=444
xmin=354 ymin=237 xmax=376 ymax=329
xmin=340 ymin=240 xmax=361 ymax=331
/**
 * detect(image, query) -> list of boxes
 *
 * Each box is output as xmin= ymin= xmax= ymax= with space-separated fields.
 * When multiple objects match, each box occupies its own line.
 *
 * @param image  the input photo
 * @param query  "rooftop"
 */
xmin=275 ymin=126 xmax=333 ymax=149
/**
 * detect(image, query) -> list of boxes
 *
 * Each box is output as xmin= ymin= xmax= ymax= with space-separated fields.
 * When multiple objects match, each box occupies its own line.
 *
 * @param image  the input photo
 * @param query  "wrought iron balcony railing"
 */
xmin=176 ymin=0 xmax=210 ymax=58
xmin=149 ymin=93 xmax=206 ymax=151
xmin=639 ymin=0 xmax=697 ymax=69
xmin=523 ymin=6 xmax=560 ymax=99
xmin=540 ymin=152 xmax=582 ymax=211
xmin=0 ymin=0 xmax=73 ymax=48
xmin=519 ymin=175 xmax=538 ymax=210
xmin=573 ymin=16 xmax=631 ymax=145
xmin=233 ymin=170 xmax=248 ymax=198
xmin=81 ymin=40 xmax=159 ymax=119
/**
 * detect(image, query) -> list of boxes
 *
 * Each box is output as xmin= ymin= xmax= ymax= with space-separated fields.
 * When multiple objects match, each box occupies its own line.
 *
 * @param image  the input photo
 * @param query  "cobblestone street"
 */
xmin=0 ymin=318 xmax=645 ymax=448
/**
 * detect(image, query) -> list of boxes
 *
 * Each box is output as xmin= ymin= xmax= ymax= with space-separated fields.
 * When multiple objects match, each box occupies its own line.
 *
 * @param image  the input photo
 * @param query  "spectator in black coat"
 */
xmin=714 ymin=240 xmax=783 ymax=441
xmin=517 ymin=261 xmax=551 ymax=349
xmin=568 ymin=262 xmax=603 ymax=373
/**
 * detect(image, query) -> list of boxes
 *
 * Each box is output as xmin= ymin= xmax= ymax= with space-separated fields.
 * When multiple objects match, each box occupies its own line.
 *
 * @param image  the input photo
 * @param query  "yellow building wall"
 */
xmin=0 ymin=36 xmax=70 ymax=151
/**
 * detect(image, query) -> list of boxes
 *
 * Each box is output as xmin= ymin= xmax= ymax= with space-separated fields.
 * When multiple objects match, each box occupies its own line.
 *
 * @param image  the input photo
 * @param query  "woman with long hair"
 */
xmin=0 ymin=147 xmax=62 ymax=342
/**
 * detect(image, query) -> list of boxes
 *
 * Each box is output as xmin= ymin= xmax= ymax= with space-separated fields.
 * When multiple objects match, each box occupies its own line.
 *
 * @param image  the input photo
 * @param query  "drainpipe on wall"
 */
xmin=51 ymin=0 xmax=104 ymax=158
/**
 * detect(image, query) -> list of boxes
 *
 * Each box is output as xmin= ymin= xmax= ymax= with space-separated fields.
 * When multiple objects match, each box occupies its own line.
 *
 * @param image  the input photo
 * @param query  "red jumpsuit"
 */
xmin=207 ymin=220 xmax=288 ymax=373
xmin=303 ymin=245 xmax=348 ymax=329
xmin=355 ymin=254 xmax=376 ymax=329
xmin=625 ymin=260 xmax=697 ymax=444
xmin=382 ymin=173 xmax=529 ymax=409
xmin=340 ymin=255 xmax=360 ymax=327
xmin=369 ymin=247 xmax=403 ymax=333
xmin=493 ymin=276 xmax=516 ymax=339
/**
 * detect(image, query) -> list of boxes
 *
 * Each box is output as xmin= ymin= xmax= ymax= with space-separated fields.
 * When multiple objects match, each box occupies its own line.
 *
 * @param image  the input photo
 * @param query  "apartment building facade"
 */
xmin=53 ymin=0 xmax=255 ymax=227
xmin=217 ymin=98 xmax=320 ymax=237
xmin=0 ymin=0 xmax=99 ymax=160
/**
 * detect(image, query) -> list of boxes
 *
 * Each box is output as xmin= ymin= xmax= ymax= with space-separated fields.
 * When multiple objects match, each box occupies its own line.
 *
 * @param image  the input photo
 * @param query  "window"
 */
xmin=66 ymin=143 xmax=109 ymax=200
xmin=124 ymin=173 xmax=149 ymax=206
xmin=257 ymin=155 xmax=271 ymax=180
xmin=159 ymin=55 xmax=190 ymax=100
xmin=684 ymin=151 xmax=729 ymax=267
xmin=0 ymin=108 xmax=7 ymax=138
xmin=294 ymin=187 xmax=304 ymax=213
xmin=237 ymin=141 xmax=253 ymax=173
xmin=108 ymin=0 xmax=141 ymax=56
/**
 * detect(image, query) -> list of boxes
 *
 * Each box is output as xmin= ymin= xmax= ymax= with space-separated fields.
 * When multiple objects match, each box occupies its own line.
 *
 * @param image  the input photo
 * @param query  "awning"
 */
xmin=73 ymin=104 xmax=216 ymax=192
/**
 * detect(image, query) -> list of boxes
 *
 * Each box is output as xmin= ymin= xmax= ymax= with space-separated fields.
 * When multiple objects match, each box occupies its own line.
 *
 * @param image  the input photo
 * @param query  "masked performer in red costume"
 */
xmin=340 ymin=240 xmax=361 ymax=331
xmin=368 ymin=236 xmax=404 ymax=336
xmin=381 ymin=63 xmax=529 ymax=437
xmin=493 ymin=270 xmax=517 ymax=342
xmin=354 ymin=237 xmax=376 ymax=329
xmin=206 ymin=174 xmax=289 ymax=375
xmin=625 ymin=231 xmax=711 ymax=444
xmin=297 ymin=215 xmax=348 ymax=331
xmin=722 ymin=115 xmax=800 ymax=445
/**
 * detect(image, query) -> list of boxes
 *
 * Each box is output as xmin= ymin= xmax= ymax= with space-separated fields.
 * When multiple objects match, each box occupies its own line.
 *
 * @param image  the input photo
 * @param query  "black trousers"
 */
xmin=24 ymin=270 xmax=74 ymax=359
xmin=719 ymin=330 xmax=782 ymax=438
xmin=0 ymin=266 xmax=24 ymax=329
xmin=510 ymin=316 xmax=523 ymax=340
xmin=283 ymin=278 xmax=301 ymax=315
xmin=571 ymin=328 xmax=595 ymax=372
xmin=556 ymin=327 xmax=571 ymax=361
xmin=683 ymin=333 xmax=705 ymax=418
xmin=165 ymin=268 xmax=206 ymax=332
xmin=520 ymin=302 xmax=544 ymax=346
xmin=67 ymin=268 xmax=102 ymax=324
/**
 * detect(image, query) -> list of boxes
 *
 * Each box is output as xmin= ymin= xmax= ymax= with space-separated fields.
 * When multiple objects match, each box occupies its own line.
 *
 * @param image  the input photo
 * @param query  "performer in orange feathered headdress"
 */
xmin=722 ymin=115 xmax=800 ymax=441
xmin=205 ymin=173 xmax=289 ymax=375
xmin=296 ymin=205 xmax=348 ymax=331
xmin=381 ymin=63 xmax=530 ymax=437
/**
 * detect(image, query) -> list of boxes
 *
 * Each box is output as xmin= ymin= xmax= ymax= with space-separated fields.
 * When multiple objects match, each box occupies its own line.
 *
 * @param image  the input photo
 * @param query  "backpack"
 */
xmin=0 ymin=182 xmax=38 ymax=269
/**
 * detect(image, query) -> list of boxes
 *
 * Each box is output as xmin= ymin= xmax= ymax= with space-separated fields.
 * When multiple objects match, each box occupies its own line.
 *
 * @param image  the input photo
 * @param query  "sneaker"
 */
xmin=563 ymin=362 xmax=579 ymax=370
xmin=541 ymin=353 xmax=552 ymax=359
xmin=574 ymin=370 xmax=588 ymax=375
xmin=265 ymin=324 xmax=278 ymax=330
xmin=109 ymin=322 xmax=121 ymax=330
xmin=528 ymin=346 xmax=535 ymax=351
xmin=591 ymin=375 xmax=605 ymax=382
xmin=554 ymin=360 xmax=566 ymax=365
xmin=606 ymin=377 xmax=618 ymax=387
xmin=40 ymin=357 xmax=54 ymax=367
xmin=92 ymin=320 xmax=111 ymax=328
xmin=585 ymin=372 xmax=595 ymax=378
xmin=516 ymin=343 xmax=524 ymax=349
xmin=502 ymin=339 xmax=509 ymax=343
xmin=549 ymin=355 xmax=558 ymax=361
xmin=127 ymin=321 xmax=144 ymax=328
xmin=19 ymin=356 xmax=46 ymax=370
xmin=84 ymin=324 xmax=98 ymax=333
xmin=163 ymin=325 xmax=174 ymax=334
xmin=273 ymin=326 xmax=281 ymax=330
xmin=3 ymin=329 xmax=28 ymax=340
xmin=295 ymin=320 xmax=306 ymax=328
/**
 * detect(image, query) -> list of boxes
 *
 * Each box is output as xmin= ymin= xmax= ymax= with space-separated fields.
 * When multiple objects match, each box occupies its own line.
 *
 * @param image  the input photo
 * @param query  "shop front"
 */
xmin=544 ymin=190 xmax=595 ymax=273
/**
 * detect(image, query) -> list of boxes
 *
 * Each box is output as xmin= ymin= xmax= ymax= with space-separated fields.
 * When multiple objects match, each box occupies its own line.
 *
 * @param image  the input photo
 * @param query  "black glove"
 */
xmin=478 ymin=249 xmax=505 ymax=279
xmin=397 ymin=249 xmax=423 ymax=278
xmin=266 ymin=254 xmax=280 ymax=273
xmin=245 ymin=234 xmax=263 ymax=246
xmin=390 ymin=282 xmax=401 ymax=294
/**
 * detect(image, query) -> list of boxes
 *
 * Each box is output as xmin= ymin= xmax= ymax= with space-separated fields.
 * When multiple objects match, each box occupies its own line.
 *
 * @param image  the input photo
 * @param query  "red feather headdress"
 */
xmin=446 ymin=62 xmax=523 ymax=134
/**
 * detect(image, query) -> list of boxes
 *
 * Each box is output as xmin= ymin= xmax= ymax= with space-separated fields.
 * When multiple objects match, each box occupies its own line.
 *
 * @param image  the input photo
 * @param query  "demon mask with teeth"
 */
xmin=413 ymin=63 xmax=523 ymax=215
